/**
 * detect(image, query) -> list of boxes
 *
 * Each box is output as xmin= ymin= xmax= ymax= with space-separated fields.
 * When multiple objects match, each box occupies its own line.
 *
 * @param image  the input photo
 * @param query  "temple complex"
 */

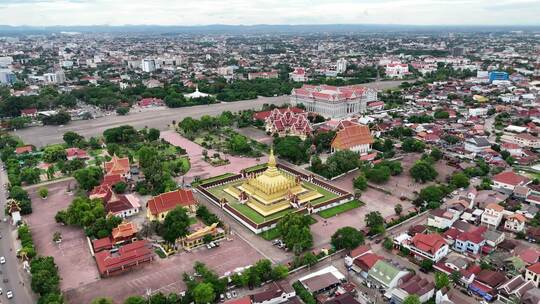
xmin=224 ymin=149 xmax=322 ymax=216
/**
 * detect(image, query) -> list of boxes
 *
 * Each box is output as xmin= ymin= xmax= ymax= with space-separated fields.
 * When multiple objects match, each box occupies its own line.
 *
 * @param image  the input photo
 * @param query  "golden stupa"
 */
xmin=225 ymin=149 xmax=322 ymax=217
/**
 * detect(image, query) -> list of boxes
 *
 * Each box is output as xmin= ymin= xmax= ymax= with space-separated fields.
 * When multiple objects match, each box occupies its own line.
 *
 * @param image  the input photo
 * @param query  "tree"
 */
xmin=193 ymin=283 xmax=215 ymax=304
xmin=228 ymin=134 xmax=251 ymax=154
xmin=451 ymin=172 xmax=470 ymax=189
xmin=435 ymin=272 xmax=450 ymax=289
xmin=179 ymin=117 xmax=201 ymax=134
xmin=116 ymin=107 xmax=130 ymax=116
xmin=421 ymin=259 xmax=433 ymax=272
xmin=331 ymin=226 xmax=365 ymax=250
xmin=91 ymin=298 xmax=114 ymax=304
xmin=277 ymin=213 xmax=313 ymax=254
xmin=383 ymin=237 xmax=393 ymax=251
xmin=302 ymin=252 xmax=319 ymax=267
xmin=402 ymin=138 xmax=426 ymax=153
xmin=418 ymin=185 xmax=445 ymax=204
xmin=430 ymin=148 xmax=443 ymax=161
xmin=21 ymin=167 xmax=41 ymax=184
xmin=274 ymin=136 xmax=309 ymax=164
xmin=30 ymin=256 xmax=60 ymax=296
xmin=38 ymin=187 xmax=49 ymax=199
xmin=123 ymin=296 xmax=146 ymax=304
xmin=450 ymin=270 xmax=462 ymax=285
xmin=394 ymin=203 xmax=403 ymax=216
xmin=160 ymin=206 xmax=190 ymax=243
xmin=353 ymin=173 xmax=368 ymax=191
xmin=270 ymin=264 xmax=289 ymax=281
xmin=63 ymin=131 xmax=84 ymax=146
xmin=43 ymin=144 xmax=67 ymax=163
xmin=365 ymin=211 xmax=385 ymax=235
xmin=409 ymin=160 xmax=438 ymax=183
xmin=146 ymin=128 xmax=160 ymax=141
xmin=73 ymin=166 xmax=103 ymax=191
xmin=365 ymin=165 xmax=391 ymax=184
xmin=403 ymin=295 xmax=421 ymax=304
xmin=434 ymin=110 xmax=450 ymax=119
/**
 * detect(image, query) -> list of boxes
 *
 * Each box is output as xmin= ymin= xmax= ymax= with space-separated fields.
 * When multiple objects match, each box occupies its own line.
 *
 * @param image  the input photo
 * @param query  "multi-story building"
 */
xmin=405 ymin=233 xmax=449 ymax=262
xmin=336 ymin=58 xmax=347 ymax=74
xmin=0 ymin=69 xmax=16 ymax=85
xmin=43 ymin=70 xmax=66 ymax=84
xmin=290 ymin=84 xmax=377 ymax=118
xmin=289 ymin=67 xmax=307 ymax=82
xmin=141 ymin=58 xmax=156 ymax=73
xmin=481 ymin=203 xmax=505 ymax=228
xmin=502 ymin=133 xmax=540 ymax=149
xmin=385 ymin=63 xmax=409 ymax=79
xmin=504 ymin=213 xmax=526 ymax=232
xmin=525 ymin=262 xmax=540 ymax=287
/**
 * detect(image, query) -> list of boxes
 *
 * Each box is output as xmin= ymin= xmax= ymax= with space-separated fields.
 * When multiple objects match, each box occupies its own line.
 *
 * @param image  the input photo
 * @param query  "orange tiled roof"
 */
xmin=104 ymin=155 xmax=130 ymax=175
xmin=112 ymin=222 xmax=137 ymax=240
xmin=146 ymin=189 xmax=196 ymax=216
xmin=331 ymin=124 xmax=373 ymax=150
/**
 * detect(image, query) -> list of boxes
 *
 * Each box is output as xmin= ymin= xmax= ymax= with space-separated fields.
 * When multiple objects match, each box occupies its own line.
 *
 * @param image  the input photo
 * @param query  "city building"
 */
xmin=141 ymin=59 xmax=156 ymax=73
xmin=290 ymin=84 xmax=377 ymax=118
xmin=146 ymin=189 xmax=198 ymax=221
xmin=385 ymin=63 xmax=409 ymax=79
xmin=505 ymin=213 xmax=526 ymax=232
xmin=43 ymin=70 xmax=66 ymax=84
xmin=464 ymin=137 xmax=491 ymax=153
xmin=330 ymin=124 xmax=373 ymax=154
xmin=248 ymin=71 xmax=278 ymax=80
xmin=489 ymin=71 xmax=509 ymax=83
xmin=336 ymin=58 xmax=347 ymax=74
xmin=427 ymin=208 xmax=460 ymax=230
xmin=526 ymin=263 xmax=540 ymax=287
xmin=481 ymin=203 xmax=505 ymax=228
xmin=289 ymin=67 xmax=307 ymax=82
xmin=492 ymin=171 xmax=530 ymax=193
xmin=0 ymin=69 xmax=16 ymax=85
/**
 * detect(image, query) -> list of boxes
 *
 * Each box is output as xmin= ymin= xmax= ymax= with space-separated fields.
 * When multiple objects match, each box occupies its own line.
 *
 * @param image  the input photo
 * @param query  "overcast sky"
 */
xmin=0 ymin=0 xmax=539 ymax=26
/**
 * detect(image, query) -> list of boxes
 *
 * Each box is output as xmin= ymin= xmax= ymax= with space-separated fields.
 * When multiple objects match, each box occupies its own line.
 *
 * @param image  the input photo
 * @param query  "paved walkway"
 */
xmin=160 ymin=130 xmax=268 ymax=184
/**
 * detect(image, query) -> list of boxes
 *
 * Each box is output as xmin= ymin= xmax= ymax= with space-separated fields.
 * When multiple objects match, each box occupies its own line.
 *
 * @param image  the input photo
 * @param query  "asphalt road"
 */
xmin=11 ymin=80 xmax=407 ymax=148
xmin=0 ymin=165 xmax=34 ymax=304
xmin=13 ymin=95 xmax=289 ymax=147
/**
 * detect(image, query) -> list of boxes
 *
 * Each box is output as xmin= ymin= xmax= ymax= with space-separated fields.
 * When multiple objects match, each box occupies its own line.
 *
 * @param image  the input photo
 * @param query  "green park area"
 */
xmin=318 ymin=200 xmax=364 ymax=218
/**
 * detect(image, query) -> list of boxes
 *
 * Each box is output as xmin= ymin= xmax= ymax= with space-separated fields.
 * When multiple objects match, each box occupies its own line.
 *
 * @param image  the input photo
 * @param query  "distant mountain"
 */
xmin=0 ymin=24 xmax=539 ymax=35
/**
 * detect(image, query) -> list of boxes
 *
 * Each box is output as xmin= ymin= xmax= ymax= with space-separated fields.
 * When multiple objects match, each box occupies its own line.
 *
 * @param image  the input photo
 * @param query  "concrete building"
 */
xmin=290 ymin=84 xmax=377 ymax=118
xmin=141 ymin=58 xmax=156 ymax=73
xmin=336 ymin=58 xmax=347 ymax=74
xmin=0 ymin=69 xmax=16 ymax=85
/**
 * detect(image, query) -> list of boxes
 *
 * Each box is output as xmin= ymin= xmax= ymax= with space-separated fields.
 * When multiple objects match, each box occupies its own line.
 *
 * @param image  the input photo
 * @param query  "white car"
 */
xmin=6 ymin=290 xmax=13 ymax=299
xmin=0 ymin=256 xmax=5 ymax=264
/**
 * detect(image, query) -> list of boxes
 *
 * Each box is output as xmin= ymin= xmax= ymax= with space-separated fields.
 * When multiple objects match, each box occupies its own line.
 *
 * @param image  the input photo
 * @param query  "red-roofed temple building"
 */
xmin=290 ymin=84 xmax=377 ymax=119
xmin=94 ymin=240 xmax=154 ymax=277
xmin=146 ymin=189 xmax=197 ymax=221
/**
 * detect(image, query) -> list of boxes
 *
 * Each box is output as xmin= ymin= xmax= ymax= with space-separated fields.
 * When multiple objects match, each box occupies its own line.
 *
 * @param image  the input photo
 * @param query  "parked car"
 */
xmin=6 ymin=290 xmax=13 ymax=299
xmin=226 ymin=292 xmax=232 ymax=299
xmin=231 ymin=290 xmax=237 ymax=298
xmin=0 ymin=256 xmax=5 ymax=264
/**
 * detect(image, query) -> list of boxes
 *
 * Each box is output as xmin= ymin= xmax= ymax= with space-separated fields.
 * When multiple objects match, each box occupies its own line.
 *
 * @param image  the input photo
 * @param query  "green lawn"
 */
xmin=318 ymin=200 xmax=364 ymax=219
xmin=229 ymin=203 xmax=292 ymax=224
xmin=261 ymin=227 xmax=281 ymax=240
xmin=302 ymin=182 xmax=339 ymax=206
xmin=194 ymin=173 xmax=236 ymax=187
xmin=245 ymin=163 xmax=268 ymax=173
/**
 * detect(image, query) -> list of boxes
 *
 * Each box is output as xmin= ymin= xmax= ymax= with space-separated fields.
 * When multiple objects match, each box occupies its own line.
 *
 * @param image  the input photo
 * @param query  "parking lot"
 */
xmin=25 ymin=180 xmax=101 ymax=292
xmin=64 ymin=234 xmax=264 ymax=303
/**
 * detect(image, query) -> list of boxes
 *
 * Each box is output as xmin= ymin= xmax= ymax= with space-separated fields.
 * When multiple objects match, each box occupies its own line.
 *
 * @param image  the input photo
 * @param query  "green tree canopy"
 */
xmin=277 ymin=213 xmax=313 ymax=254
xmin=409 ymin=160 xmax=438 ymax=183
xmin=331 ymin=226 xmax=365 ymax=250
xmin=193 ymin=283 xmax=215 ymax=304
xmin=160 ymin=206 xmax=190 ymax=243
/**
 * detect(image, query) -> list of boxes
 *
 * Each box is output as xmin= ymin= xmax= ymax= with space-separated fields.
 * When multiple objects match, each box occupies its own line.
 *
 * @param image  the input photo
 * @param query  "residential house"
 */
xmin=464 ymin=137 xmax=491 ymax=154
xmin=481 ymin=203 xmax=505 ymax=228
xmin=65 ymin=147 xmax=88 ymax=160
xmin=331 ymin=124 xmax=373 ymax=155
xmin=504 ymin=213 xmax=526 ymax=233
xmin=469 ymin=270 xmax=507 ymax=301
xmin=453 ymin=226 xmax=487 ymax=255
xmin=525 ymin=263 xmax=540 ymax=287
xmin=405 ymin=233 xmax=449 ymax=262
xmin=389 ymin=273 xmax=435 ymax=304
xmin=367 ymin=260 xmax=409 ymax=290
xmin=483 ymin=229 xmax=505 ymax=248
xmin=104 ymin=155 xmax=131 ymax=178
xmin=250 ymin=282 xmax=295 ymax=304
xmin=301 ymin=272 xmax=341 ymax=295
xmin=427 ymin=208 xmax=460 ymax=230
xmin=497 ymin=275 xmax=535 ymax=303
xmin=146 ymin=189 xmax=198 ymax=221
xmin=502 ymin=133 xmax=540 ymax=149
xmin=492 ymin=171 xmax=530 ymax=193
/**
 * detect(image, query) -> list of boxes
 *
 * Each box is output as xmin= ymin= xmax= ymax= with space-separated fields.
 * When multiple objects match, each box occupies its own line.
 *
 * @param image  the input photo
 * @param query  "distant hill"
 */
xmin=0 ymin=24 xmax=539 ymax=35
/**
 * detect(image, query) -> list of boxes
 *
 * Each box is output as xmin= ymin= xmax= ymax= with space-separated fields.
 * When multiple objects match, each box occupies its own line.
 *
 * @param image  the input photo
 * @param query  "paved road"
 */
xmin=0 ymin=165 xmax=34 ymax=304
xmin=12 ymin=95 xmax=289 ymax=147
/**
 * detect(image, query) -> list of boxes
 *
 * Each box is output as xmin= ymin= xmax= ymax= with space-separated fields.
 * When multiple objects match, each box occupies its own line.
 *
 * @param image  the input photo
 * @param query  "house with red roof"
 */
xmin=504 ymin=213 xmax=526 ymax=232
xmin=138 ymin=98 xmax=164 ymax=108
xmin=404 ymin=233 xmax=449 ymax=262
xmin=289 ymin=67 xmax=307 ymax=82
xmin=453 ymin=226 xmax=487 ymax=255
xmin=20 ymin=108 xmax=37 ymax=118
xmin=94 ymin=240 xmax=154 ymax=277
xmin=146 ymin=189 xmax=197 ymax=221
xmin=104 ymin=155 xmax=130 ymax=178
xmin=89 ymin=184 xmax=140 ymax=218
xmin=389 ymin=273 xmax=435 ymax=303
xmin=492 ymin=171 xmax=530 ymax=193
xmin=65 ymin=147 xmax=88 ymax=160
xmin=15 ymin=145 xmax=33 ymax=155
xmin=469 ymin=269 xmax=507 ymax=301
xmin=525 ymin=262 xmax=540 ymax=287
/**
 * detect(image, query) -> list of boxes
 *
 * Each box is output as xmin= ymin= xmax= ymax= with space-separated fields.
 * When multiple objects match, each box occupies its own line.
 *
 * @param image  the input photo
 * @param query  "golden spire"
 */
xmin=268 ymin=147 xmax=277 ymax=168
